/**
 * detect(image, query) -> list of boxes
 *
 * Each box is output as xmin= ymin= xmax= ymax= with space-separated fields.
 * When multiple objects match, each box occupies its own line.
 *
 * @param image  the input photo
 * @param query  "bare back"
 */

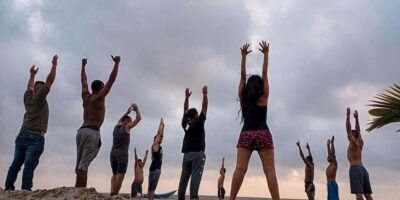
xmin=218 ymin=175 xmax=225 ymax=188
xmin=326 ymin=162 xmax=337 ymax=181
xmin=347 ymin=139 xmax=364 ymax=165
xmin=82 ymin=93 xmax=106 ymax=127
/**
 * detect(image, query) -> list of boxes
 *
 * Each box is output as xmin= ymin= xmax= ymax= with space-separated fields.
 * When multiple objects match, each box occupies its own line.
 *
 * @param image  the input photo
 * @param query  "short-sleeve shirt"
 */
xmin=181 ymin=112 xmax=206 ymax=153
xmin=20 ymin=84 xmax=50 ymax=135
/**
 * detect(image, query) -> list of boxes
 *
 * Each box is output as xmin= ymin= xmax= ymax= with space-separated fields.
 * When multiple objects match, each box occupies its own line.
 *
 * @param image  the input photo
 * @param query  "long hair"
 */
xmin=240 ymin=75 xmax=265 ymax=123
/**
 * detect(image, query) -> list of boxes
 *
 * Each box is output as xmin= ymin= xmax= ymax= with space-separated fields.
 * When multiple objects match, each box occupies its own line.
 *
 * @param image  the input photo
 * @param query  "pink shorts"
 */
xmin=236 ymin=129 xmax=274 ymax=150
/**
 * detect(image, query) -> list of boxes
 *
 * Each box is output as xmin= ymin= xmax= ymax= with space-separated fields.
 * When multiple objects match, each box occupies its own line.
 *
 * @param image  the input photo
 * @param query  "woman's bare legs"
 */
xmin=258 ymin=148 xmax=280 ymax=200
xmin=230 ymin=148 xmax=252 ymax=200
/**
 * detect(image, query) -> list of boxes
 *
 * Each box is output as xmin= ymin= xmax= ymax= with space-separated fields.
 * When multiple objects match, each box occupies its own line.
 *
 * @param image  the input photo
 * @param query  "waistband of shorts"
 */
xmin=20 ymin=130 xmax=45 ymax=137
xmin=80 ymin=125 xmax=100 ymax=131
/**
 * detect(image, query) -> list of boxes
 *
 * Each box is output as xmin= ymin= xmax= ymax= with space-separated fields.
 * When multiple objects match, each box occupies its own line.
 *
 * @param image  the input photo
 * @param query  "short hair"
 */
xmin=351 ymin=130 xmax=360 ymax=138
xmin=34 ymin=81 xmax=45 ymax=86
xmin=223 ymin=168 xmax=226 ymax=173
xmin=306 ymin=156 xmax=313 ymax=163
xmin=187 ymin=108 xmax=198 ymax=119
xmin=91 ymin=80 xmax=104 ymax=92
xmin=121 ymin=115 xmax=132 ymax=122
xmin=138 ymin=159 xmax=142 ymax=162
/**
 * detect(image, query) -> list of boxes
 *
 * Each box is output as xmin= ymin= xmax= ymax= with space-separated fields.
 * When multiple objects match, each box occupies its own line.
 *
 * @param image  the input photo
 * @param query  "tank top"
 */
xmin=241 ymin=105 xmax=269 ymax=131
xmin=111 ymin=125 xmax=130 ymax=153
xmin=150 ymin=146 xmax=163 ymax=171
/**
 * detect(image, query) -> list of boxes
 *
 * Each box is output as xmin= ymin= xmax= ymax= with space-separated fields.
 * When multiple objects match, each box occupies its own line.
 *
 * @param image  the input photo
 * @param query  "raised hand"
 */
xmin=134 ymin=147 xmax=137 ymax=152
xmin=131 ymin=103 xmax=138 ymax=112
xmin=354 ymin=110 xmax=358 ymax=118
xmin=306 ymin=143 xmax=310 ymax=149
xmin=240 ymin=43 xmax=252 ymax=56
xmin=331 ymin=136 xmax=335 ymax=143
xmin=145 ymin=150 xmax=149 ymax=154
xmin=258 ymin=41 xmax=269 ymax=55
xmin=347 ymin=107 xmax=351 ymax=116
xmin=296 ymin=141 xmax=300 ymax=147
xmin=52 ymin=55 xmax=58 ymax=66
xmin=202 ymin=85 xmax=208 ymax=95
xmin=327 ymin=139 xmax=331 ymax=145
xmin=82 ymin=58 xmax=87 ymax=66
xmin=185 ymin=88 xmax=192 ymax=98
xmin=111 ymin=55 xmax=121 ymax=64
xmin=30 ymin=65 xmax=39 ymax=75
xmin=160 ymin=118 xmax=164 ymax=126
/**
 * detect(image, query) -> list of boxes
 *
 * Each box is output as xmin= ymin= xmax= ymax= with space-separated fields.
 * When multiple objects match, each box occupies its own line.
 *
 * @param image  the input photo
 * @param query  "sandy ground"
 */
xmin=0 ymin=187 xmax=130 ymax=200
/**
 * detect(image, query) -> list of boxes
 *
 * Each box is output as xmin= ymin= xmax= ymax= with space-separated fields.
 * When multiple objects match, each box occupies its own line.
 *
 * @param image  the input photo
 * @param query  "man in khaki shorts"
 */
xmin=75 ymin=56 xmax=121 ymax=187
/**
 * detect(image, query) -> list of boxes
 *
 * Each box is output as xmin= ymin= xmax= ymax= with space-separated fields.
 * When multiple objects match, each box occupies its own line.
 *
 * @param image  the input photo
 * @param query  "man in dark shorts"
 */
xmin=147 ymin=118 xmax=165 ymax=200
xmin=346 ymin=108 xmax=373 ymax=200
xmin=132 ymin=148 xmax=148 ymax=198
xmin=110 ymin=103 xmax=141 ymax=196
xmin=178 ymin=86 xmax=208 ymax=200
xmin=75 ymin=56 xmax=121 ymax=187
xmin=326 ymin=136 xmax=339 ymax=200
xmin=5 ymin=55 xmax=59 ymax=191
xmin=217 ymin=157 xmax=226 ymax=200
xmin=296 ymin=141 xmax=315 ymax=200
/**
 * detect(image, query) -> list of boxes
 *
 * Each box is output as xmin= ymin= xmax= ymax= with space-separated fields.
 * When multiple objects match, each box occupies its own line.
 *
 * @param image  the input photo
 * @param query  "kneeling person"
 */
xmin=132 ymin=148 xmax=148 ymax=198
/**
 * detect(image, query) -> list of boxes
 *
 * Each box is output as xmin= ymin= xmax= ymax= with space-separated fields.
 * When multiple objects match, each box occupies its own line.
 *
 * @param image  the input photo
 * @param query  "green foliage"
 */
xmin=367 ymin=84 xmax=400 ymax=132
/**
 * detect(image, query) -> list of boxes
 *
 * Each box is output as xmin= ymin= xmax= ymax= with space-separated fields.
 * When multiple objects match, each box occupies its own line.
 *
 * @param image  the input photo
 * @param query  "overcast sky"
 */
xmin=0 ymin=0 xmax=399 ymax=199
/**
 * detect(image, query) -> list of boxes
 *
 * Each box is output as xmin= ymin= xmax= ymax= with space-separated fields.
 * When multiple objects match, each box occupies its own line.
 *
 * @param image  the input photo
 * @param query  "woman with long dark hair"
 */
xmin=230 ymin=41 xmax=280 ymax=200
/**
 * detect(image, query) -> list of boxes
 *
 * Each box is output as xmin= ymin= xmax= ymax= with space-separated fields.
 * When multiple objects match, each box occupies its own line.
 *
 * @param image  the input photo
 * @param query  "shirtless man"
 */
xmin=296 ymin=141 xmax=315 ymax=200
xmin=326 ymin=136 xmax=338 ymax=200
xmin=218 ymin=157 xmax=226 ymax=200
xmin=132 ymin=148 xmax=148 ymax=198
xmin=75 ymin=55 xmax=121 ymax=187
xmin=346 ymin=108 xmax=373 ymax=200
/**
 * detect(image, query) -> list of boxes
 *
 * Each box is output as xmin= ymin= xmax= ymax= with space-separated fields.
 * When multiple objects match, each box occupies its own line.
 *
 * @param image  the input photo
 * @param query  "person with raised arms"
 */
xmin=147 ymin=118 xmax=165 ymax=200
xmin=218 ymin=157 xmax=226 ymax=200
xmin=5 ymin=55 xmax=59 ymax=191
xmin=296 ymin=141 xmax=315 ymax=200
xmin=132 ymin=148 xmax=148 ymax=199
xmin=326 ymin=136 xmax=339 ymax=200
xmin=110 ymin=103 xmax=141 ymax=196
xmin=178 ymin=86 xmax=208 ymax=200
xmin=346 ymin=108 xmax=373 ymax=200
xmin=230 ymin=42 xmax=280 ymax=200
xmin=75 ymin=55 xmax=121 ymax=187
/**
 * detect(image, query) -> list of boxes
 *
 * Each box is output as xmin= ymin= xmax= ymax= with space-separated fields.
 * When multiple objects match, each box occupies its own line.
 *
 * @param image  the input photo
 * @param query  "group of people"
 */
xmin=3 ymin=41 xmax=373 ymax=200
xmin=295 ymin=108 xmax=373 ymax=200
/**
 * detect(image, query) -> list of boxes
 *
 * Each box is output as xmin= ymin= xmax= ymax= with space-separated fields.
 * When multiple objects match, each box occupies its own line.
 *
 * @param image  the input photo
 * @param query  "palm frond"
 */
xmin=367 ymin=84 xmax=400 ymax=133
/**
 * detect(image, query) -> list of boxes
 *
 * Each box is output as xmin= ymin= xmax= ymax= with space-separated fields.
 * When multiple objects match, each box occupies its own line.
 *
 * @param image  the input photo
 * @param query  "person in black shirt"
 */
xmin=147 ymin=118 xmax=165 ymax=200
xmin=230 ymin=42 xmax=280 ymax=200
xmin=110 ymin=104 xmax=141 ymax=196
xmin=178 ymin=86 xmax=208 ymax=200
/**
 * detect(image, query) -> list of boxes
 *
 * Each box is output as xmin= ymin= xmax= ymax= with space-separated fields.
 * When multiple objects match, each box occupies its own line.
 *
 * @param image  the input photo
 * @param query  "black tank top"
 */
xmin=149 ymin=146 xmax=163 ymax=171
xmin=111 ymin=125 xmax=130 ymax=153
xmin=242 ymin=105 xmax=269 ymax=131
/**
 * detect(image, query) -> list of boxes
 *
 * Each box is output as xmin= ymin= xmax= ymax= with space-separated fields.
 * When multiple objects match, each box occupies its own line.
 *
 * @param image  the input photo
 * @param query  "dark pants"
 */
xmin=178 ymin=151 xmax=206 ymax=200
xmin=5 ymin=131 xmax=44 ymax=190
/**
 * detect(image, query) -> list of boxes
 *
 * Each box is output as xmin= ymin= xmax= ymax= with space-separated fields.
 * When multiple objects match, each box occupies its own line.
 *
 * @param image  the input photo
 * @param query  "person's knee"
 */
xmin=235 ymin=165 xmax=248 ymax=175
xmin=24 ymin=159 xmax=39 ymax=169
xmin=263 ymin=165 xmax=276 ymax=176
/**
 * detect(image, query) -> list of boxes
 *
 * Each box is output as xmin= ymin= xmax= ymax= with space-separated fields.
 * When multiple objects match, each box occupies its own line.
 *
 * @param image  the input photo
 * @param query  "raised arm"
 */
xmin=98 ymin=55 xmax=120 ymax=97
xmin=306 ymin=143 xmax=312 ymax=157
xmin=143 ymin=150 xmax=149 ymax=166
xmin=81 ymin=58 xmax=89 ymax=99
xmin=296 ymin=141 xmax=312 ymax=166
xmin=126 ymin=103 xmax=141 ymax=131
xmin=184 ymin=88 xmax=191 ymax=115
xmin=45 ymin=55 xmax=58 ymax=89
xmin=153 ymin=118 xmax=164 ymax=151
xmin=354 ymin=110 xmax=361 ymax=134
xmin=259 ymin=41 xmax=270 ymax=100
xmin=238 ymin=43 xmax=251 ymax=99
xmin=346 ymin=108 xmax=352 ymax=133
xmin=134 ymin=147 xmax=138 ymax=167
xmin=220 ymin=157 xmax=225 ymax=171
xmin=331 ymin=136 xmax=336 ymax=155
xmin=27 ymin=65 xmax=39 ymax=91
xmin=327 ymin=139 xmax=331 ymax=155
xmin=116 ymin=105 xmax=132 ymax=126
xmin=201 ymin=85 xmax=208 ymax=116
